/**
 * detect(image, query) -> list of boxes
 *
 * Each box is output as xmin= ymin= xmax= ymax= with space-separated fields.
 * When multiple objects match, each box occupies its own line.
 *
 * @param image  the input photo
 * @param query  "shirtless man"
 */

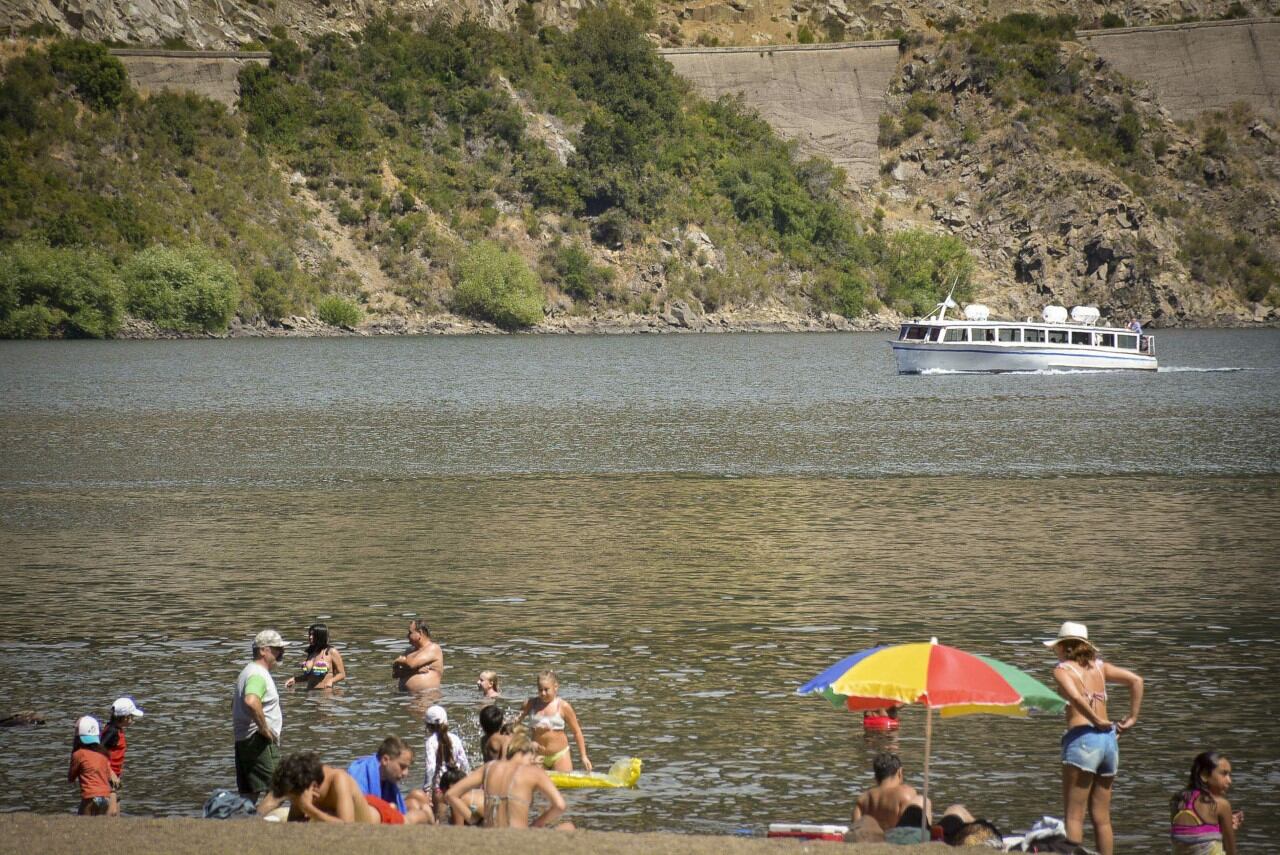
xmin=852 ymin=753 xmax=930 ymax=830
xmin=259 ymin=751 xmax=397 ymax=824
xmin=392 ymin=620 xmax=443 ymax=691
xmin=444 ymin=727 xmax=573 ymax=830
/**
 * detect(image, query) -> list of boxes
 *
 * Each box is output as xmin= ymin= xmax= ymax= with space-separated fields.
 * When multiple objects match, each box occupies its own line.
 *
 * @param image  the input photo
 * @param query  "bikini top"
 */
xmin=302 ymin=649 xmax=330 ymax=677
xmin=482 ymin=762 xmax=530 ymax=828
xmin=1170 ymin=791 xmax=1222 ymax=840
xmin=529 ymin=700 xmax=565 ymax=732
xmin=1056 ymin=659 xmax=1107 ymax=707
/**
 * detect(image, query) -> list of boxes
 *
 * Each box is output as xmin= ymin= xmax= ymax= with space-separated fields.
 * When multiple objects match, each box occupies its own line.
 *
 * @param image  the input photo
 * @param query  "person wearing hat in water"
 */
xmin=1047 ymin=621 xmax=1144 ymax=855
xmin=101 ymin=697 xmax=143 ymax=813
xmin=69 ymin=715 xmax=119 ymax=816
xmin=233 ymin=629 xmax=289 ymax=800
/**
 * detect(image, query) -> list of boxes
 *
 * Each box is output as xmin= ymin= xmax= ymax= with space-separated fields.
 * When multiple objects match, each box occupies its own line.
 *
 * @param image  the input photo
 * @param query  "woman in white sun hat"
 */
xmin=1047 ymin=621 xmax=1144 ymax=855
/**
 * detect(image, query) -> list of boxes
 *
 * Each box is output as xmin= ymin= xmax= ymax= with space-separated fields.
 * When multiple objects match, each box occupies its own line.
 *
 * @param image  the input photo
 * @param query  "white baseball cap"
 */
xmin=1045 ymin=621 xmax=1096 ymax=650
xmin=425 ymin=705 xmax=448 ymax=726
xmin=112 ymin=697 xmax=145 ymax=718
xmin=77 ymin=715 xmax=101 ymax=744
xmin=254 ymin=629 xmax=289 ymax=649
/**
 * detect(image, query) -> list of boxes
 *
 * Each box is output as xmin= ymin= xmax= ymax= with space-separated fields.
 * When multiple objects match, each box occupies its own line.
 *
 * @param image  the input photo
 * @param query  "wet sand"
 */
xmin=0 ymin=813 xmax=982 ymax=854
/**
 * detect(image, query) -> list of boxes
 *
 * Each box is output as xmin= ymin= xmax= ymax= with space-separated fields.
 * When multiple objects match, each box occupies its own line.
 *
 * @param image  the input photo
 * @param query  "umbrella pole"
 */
xmin=921 ymin=705 xmax=932 ymax=836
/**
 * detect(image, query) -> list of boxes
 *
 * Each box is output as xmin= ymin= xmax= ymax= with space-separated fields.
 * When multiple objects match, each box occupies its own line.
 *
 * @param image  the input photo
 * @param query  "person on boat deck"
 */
xmin=392 ymin=620 xmax=443 ymax=692
xmin=259 ymin=751 xmax=398 ymax=824
xmin=1128 ymin=317 xmax=1143 ymax=335
xmin=1047 ymin=621 xmax=1144 ymax=855
xmin=851 ymin=752 xmax=929 ymax=832
xmin=346 ymin=735 xmax=432 ymax=824
xmin=443 ymin=726 xmax=573 ymax=830
xmin=1170 ymin=750 xmax=1242 ymax=855
xmin=516 ymin=670 xmax=591 ymax=773
xmin=285 ymin=623 xmax=346 ymax=690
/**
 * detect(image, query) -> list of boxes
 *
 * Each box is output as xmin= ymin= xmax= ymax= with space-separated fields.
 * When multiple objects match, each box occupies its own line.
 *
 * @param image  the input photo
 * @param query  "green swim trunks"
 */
xmin=234 ymin=732 xmax=279 ymax=796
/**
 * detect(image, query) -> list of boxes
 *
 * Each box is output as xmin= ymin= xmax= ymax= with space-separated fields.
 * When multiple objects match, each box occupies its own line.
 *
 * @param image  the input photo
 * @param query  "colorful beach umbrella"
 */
xmin=798 ymin=639 xmax=1065 ymax=834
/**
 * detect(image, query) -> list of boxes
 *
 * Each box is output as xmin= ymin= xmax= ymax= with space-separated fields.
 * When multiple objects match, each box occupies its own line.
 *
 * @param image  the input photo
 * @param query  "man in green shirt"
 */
xmin=232 ymin=629 xmax=289 ymax=798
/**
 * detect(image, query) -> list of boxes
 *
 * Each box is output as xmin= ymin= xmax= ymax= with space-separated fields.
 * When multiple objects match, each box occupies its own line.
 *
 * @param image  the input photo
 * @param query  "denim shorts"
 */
xmin=1061 ymin=725 xmax=1119 ymax=776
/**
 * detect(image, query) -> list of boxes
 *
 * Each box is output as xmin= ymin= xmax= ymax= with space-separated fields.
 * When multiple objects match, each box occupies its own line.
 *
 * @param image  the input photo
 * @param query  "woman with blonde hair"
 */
xmin=517 ymin=670 xmax=591 ymax=772
xmin=444 ymin=726 xmax=572 ymax=829
xmin=1047 ymin=621 xmax=1144 ymax=855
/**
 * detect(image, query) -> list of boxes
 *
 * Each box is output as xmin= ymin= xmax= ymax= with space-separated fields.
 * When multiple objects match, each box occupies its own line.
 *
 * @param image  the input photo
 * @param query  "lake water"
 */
xmin=0 ymin=329 xmax=1277 ymax=850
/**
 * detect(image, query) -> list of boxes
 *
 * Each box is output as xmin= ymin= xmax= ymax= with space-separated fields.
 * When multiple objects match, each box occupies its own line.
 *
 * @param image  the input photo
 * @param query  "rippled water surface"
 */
xmin=1 ymin=330 xmax=1277 ymax=850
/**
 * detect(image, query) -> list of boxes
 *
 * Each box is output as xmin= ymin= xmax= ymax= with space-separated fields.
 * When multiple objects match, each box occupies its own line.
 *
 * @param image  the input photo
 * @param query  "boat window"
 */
xmin=1097 ymin=333 xmax=1115 ymax=347
xmin=928 ymin=327 xmax=943 ymax=342
xmin=1070 ymin=330 xmax=1092 ymax=345
xmin=1024 ymin=328 xmax=1046 ymax=343
xmin=1118 ymin=334 xmax=1138 ymax=350
xmin=997 ymin=328 xmax=1021 ymax=343
xmin=943 ymin=328 xmax=968 ymax=343
xmin=973 ymin=327 xmax=996 ymax=342
xmin=1048 ymin=329 xmax=1068 ymax=344
xmin=904 ymin=325 xmax=929 ymax=341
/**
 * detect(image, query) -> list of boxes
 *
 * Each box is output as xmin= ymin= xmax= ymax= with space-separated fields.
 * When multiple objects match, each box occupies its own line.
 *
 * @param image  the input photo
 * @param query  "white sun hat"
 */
xmin=1044 ymin=621 xmax=1096 ymax=650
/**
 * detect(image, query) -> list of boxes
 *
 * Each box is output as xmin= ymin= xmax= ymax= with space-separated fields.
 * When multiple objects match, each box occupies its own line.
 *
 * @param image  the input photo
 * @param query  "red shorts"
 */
xmin=862 ymin=715 xmax=900 ymax=731
xmin=365 ymin=794 xmax=405 ymax=825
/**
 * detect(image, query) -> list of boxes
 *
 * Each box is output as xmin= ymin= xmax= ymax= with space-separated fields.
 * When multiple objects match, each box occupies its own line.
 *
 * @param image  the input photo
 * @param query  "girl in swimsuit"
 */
xmin=476 ymin=670 xmax=501 ymax=700
xmin=1047 ymin=622 xmax=1144 ymax=855
xmin=517 ymin=670 xmax=591 ymax=773
xmin=285 ymin=623 xmax=346 ymax=690
xmin=1171 ymin=750 xmax=1242 ymax=855
xmin=392 ymin=620 xmax=444 ymax=692
xmin=443 ymin=726 xmax=572 ymax=829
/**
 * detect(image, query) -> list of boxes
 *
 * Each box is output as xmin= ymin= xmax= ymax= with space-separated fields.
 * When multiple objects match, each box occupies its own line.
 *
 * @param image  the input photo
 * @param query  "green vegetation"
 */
xmin=1180 ymin=227 xmax=1280 ymax=305
xmin=315 ymin=294 xmax=364 ymax=327
xmin=1 ymin=10 xmax=979 ymax=338
xmin=121 ymin=245 xmax=239 ymax=332
xmin=454 ymin=241 xmax=545 ymax=329
xmin=0 ymin=243 xmax=123 ymax=338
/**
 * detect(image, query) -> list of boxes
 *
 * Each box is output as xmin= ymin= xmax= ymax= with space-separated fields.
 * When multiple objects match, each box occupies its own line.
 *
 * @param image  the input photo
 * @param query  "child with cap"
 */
xmin=69 ymin=716 xmax=119 ymax=816
xmin=102 ymin=697 xmax=145 ymax=780
xmin=422 ymin=704 xmax=470 ymax=821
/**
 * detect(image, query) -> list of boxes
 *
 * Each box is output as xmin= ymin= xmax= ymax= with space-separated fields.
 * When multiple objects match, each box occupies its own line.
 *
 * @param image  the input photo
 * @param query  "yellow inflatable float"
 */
xmin=549 ymin=757 xmax=642 ymax=790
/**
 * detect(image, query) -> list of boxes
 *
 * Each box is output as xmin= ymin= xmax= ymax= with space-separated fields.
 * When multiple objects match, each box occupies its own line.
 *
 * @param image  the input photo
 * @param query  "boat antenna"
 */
xmin=931 ymin=277 xmax=959 ymax=321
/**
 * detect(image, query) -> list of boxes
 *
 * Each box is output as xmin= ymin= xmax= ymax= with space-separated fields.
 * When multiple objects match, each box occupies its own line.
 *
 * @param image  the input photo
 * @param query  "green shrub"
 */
xmin=453 ymin=241 xmax=544 ymax=329
xmin=121 ymin=245 xmax=239 ymax=332
xmin=315 ymin=294 xmax=363 ymax=327
xmin=797 ymin=26 xmax=815 ymax=44
xmin=46 ymin=40 xmax=129 ymax=111
xmin=878 ymin=229 xmax=974 ymax=316
xmin=0 ymin=242 xmax=124 ymax=338
xmin=1100 ymin=12 xmax=1126 ymax=28
xmin=547 ymin=243 xmax=614 ymax=302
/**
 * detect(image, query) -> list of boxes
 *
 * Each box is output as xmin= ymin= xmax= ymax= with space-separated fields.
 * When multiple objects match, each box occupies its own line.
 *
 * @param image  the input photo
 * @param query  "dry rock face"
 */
xmin=660 ymin=41 xmax=899 ymax=185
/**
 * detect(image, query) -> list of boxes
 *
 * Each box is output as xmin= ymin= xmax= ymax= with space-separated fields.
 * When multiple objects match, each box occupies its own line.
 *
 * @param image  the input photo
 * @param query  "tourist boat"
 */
xmin=890 ymin=300 xmax=1157 ymax=374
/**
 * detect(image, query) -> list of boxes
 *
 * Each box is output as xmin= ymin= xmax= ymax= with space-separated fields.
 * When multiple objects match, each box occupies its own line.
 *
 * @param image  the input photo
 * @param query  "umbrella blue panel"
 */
xmin=796 ymin=646 xmax=881 ymax=695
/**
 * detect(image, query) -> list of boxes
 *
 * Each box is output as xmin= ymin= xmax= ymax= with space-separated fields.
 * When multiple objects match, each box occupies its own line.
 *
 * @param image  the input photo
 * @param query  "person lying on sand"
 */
xmin=259 ymin=751 xmax=402 ymax=824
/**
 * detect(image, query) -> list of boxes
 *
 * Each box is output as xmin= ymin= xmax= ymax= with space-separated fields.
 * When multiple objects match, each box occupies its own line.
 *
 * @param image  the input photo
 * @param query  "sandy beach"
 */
xmin=0 ymin=813 xmax=990 ymax=855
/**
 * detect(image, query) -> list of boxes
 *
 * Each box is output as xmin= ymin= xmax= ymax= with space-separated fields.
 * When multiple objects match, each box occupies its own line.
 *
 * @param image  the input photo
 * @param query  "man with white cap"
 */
xmin=233 ymin=629 xmax=289 ymax=799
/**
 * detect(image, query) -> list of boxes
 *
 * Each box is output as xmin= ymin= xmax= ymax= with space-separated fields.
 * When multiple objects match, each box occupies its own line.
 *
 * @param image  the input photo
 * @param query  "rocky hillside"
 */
xmin=2 ymin=4 xmax=1278 ymax=335
xmin=6 ymin=0 xmax=1278 ymax=51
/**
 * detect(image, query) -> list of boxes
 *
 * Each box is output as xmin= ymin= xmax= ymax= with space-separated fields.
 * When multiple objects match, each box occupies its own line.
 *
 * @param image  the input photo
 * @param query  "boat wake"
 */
xmin=1156 ymin=366 xmax=1250 ymax=373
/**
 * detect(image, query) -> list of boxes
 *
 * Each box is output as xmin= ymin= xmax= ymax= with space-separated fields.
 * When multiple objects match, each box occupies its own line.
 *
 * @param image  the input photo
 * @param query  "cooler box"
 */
xmin=767 ymin=823 xmax=848 ymax=842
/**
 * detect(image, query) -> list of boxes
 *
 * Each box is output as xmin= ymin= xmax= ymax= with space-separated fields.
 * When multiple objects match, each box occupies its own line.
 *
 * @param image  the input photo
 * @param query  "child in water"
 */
xmin=517 ymin=670 xmax=591 ymax=772
xmin=1171 ymin=750 xmax=1242 ymax=855
xmin=69 ymin=716 xmax=119 ymax=816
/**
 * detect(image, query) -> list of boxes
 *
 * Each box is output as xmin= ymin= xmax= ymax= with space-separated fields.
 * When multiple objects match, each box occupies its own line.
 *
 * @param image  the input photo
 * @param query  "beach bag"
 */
xmin=202 ymin=789 xmax=257 ymax=819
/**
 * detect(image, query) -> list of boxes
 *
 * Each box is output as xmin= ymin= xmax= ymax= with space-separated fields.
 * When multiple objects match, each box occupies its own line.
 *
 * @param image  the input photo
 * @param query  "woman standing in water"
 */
xmin=285 ymin=623 xmax=346 ymax=690
xmin=517 ymin=670 xmax=591 ymax=773
xmin=392 ymin=620 xmax=443 ymax=692
xmin=1047 ymin=621 xmax=1144 ymax=855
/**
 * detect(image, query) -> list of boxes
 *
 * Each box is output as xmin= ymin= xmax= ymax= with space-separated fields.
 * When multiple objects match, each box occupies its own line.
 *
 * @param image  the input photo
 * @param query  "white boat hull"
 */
xmin=891 ymin=341 xmax=1157 ymax=374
